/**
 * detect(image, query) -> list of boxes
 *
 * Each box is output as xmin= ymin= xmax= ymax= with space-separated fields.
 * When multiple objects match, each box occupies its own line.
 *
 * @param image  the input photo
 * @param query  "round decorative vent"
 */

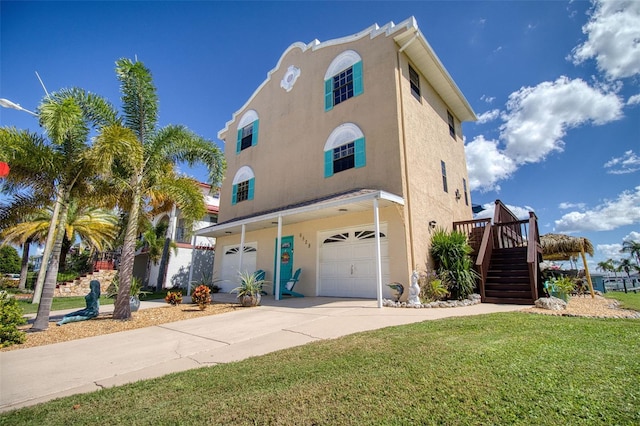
xmin=280 ymin=65 xmax=301 ymax=92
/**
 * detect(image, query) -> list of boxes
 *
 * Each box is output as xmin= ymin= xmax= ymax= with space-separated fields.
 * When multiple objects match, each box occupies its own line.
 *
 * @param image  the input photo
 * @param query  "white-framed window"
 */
xmin=447 ymin=111 xmax=455 ymax=138
xmin=409 ymin=64 xmax=421 ymax=101
xmin=324 ymin=50 xmax=363 ymax=111
xmin=236 ymin=110 xmax=259 ymax=153
xmin=441 ymin=161 xmax=448 ymax=193
xmin=232 ymin=166 xmax=255 ymax=205
xmin=324 ymin=123 xmax=366 ymax=177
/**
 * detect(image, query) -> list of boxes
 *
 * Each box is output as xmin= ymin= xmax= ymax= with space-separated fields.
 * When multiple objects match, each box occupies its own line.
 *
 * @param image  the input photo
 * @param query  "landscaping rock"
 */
xmin=535 ymin=296 xmax=567 ymax=311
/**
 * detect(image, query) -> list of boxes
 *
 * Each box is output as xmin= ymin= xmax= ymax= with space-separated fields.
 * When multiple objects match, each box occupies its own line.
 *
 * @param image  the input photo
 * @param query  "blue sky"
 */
xmin=1 ymin=0 xmax=639 ymax=271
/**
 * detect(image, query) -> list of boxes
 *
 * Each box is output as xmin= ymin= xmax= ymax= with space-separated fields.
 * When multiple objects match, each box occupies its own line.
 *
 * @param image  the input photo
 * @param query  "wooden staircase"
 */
xmin=454 ymin=200 xmax=543 ymax=305
xmin=484 ymin=248 xmax=534 ymax=304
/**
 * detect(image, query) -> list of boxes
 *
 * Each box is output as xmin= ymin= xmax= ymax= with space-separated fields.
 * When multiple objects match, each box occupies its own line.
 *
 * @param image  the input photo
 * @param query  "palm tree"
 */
xmin=140 ymin=222 xmax=177 ymax=287
xmin=621 ymin=240 xmax=640 ymax=265
xmin=1 ymin=88 xmax=122 ymax=330
xmin=101 ymin=58 xmax=225 ymax=320
xmin=1 ymin=202 xmax=119 ymax=273
xmin=596 ymin=259 xmax=616 ymax=276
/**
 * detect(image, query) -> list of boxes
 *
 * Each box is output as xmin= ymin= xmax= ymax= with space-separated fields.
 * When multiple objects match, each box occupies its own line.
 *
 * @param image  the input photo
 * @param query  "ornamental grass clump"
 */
xmin=191 ymin=285 xmax=211 ymax=310
xmin=429 ymin=228 xmax=479 ymax=300
xmin=165 ymin=291 xmax=183 ymax=306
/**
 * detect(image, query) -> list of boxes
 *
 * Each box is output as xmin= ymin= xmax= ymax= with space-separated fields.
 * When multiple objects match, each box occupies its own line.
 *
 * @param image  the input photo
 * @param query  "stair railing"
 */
xmin=526 ymin=212 xmax=542 ymax=300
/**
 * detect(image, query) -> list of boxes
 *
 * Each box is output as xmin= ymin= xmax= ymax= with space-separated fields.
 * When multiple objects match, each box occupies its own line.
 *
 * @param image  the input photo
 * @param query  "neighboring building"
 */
xmin=197 ymin=17 xmax=477 ymax=303
xmin=134 ymin=183 xmax=219 ymax=289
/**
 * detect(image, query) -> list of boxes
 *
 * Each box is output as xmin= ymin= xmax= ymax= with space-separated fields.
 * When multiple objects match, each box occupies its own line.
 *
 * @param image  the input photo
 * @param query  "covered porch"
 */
xmin=196 ymin=189 xmax=405 ymax=308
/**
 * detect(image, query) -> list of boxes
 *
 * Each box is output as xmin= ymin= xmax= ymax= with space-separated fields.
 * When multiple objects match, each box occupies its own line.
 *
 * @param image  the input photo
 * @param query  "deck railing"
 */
xmin=453 ymin=200 xmax=542 ymax=302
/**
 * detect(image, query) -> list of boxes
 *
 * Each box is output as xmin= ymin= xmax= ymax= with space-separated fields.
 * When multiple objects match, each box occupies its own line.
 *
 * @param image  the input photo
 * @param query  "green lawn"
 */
xmin=16 ymin=291 xmax=168 ymax=315
xmin=1 ymin=313 xmax=638 ymax=425
xmin=604 ymin=291 xmax=640 ymax=311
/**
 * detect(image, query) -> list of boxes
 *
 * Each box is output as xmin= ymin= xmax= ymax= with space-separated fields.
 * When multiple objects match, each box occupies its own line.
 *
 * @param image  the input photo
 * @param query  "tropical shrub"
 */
xmin=429 ymin=228 xmax=479 ymax=300
xmin=165 ymin=291 xmax=183 ymax=306
xmin=0 ymin=291 xmax=26 ymax=347
xmin=107 ymin=274 xmax=149 ymax=298
xmin=419 ymin=270 xmax=449 ymax=302
xmin=191 ymin=285 xmax=211 ymax=310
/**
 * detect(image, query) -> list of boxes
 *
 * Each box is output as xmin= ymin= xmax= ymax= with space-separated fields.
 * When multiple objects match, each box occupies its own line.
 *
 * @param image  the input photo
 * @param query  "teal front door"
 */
xmin=274 ymin=236 xmax=294 ymax=294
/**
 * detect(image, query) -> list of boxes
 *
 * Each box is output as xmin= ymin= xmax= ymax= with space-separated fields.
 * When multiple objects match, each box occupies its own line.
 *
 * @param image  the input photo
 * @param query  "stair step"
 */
xmin=484 ymin=297 xmax=533 ymax=305
xmin=486 ymin=283 xmax=531 ymax=291
xmin=486 ymin=290 xmax=532 ymax=299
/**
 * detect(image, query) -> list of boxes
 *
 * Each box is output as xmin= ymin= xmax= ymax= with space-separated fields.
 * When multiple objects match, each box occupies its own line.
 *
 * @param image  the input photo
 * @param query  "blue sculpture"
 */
xmin=56 ymin=280 xmax=101 ymax=326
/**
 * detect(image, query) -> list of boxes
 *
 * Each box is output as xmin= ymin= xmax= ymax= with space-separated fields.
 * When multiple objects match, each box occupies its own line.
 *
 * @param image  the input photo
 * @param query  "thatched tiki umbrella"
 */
xmin=540 ymin=233 xmax=595 ymax=298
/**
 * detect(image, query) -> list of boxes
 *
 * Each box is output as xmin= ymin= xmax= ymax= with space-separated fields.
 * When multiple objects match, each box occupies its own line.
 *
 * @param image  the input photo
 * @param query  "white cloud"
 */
xmin=480 ymin=95 xmax=496 ymax=104
xmin=597 ymin=243 xmax=625 ymax=260
xmin=604 ymin=150 xmax=640 ymax=174
xmin=464 ymin=135 xmax=516 ymax=192
xmin=500 ymin=76 xmax=624 ymax=164
xmin=476 ymin=109 xmax=500 ymax=124
xmin=628 ymin=94 xmax=640 ymax=105
xmin=555 ymin=186 xmax=640 ymax=232
xmin=623 ymin=231 xmax=640 ymax=242
xmin=570 ymin=0 xmax=640 ymax=80
xmin=559 ymin=202 xmax=586 ymax=210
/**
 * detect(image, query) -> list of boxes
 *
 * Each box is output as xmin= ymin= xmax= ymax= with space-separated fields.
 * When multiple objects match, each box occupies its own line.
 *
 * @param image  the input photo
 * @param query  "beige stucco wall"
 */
xmin=212 ymin=206 xmax=408 ymax=296
xmin=218 ymin=33 xmax=404 ymax=223
xmin=396 ymin=53 xmax=473 ymax=272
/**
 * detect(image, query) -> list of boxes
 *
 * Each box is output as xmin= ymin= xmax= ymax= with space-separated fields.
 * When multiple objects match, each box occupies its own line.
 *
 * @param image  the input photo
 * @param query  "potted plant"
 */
xmin=231 ymin=271 xmax=269 ymax=307
xmin=106 ymin=274 xmax=150 ymax=312
xmin=191 ymin=284 xmax=211 ymax=310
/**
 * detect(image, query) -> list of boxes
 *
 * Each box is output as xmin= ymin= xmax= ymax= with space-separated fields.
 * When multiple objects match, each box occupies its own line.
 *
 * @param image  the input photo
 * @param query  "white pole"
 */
xmin=275 ymin=215 xmax=283 ymax=301
xmin=187 ymin=235 xmax=196 ymax=295
xmin=238 ymin=224 xmax=246 ymax=275
xmin=374 ymin=198 xmax=383 ymax=308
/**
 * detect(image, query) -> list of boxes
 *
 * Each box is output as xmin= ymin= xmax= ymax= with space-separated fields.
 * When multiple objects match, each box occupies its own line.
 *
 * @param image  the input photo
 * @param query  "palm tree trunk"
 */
xmin=32 ymin=191 xmax=63 ymax=304
xmin=18 ymin=239 xmax=31 ymax=291
xmin=113 ymin=177 xmax=143 ymax=320
xmin=32 ymin=198 xmax=70 ymax=331
xmin=156 ymin=237 xmax=171 ymax=291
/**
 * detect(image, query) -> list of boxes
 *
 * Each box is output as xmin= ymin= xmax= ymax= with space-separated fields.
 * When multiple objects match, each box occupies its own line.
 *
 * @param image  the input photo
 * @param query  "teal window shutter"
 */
xmin=324 ymin=79 xmax=333 ymax=111
xmin=252 ymin=120 xmax=259 ymax=147
xmin=236 ymin=128 xmax=242 ymax=154
xmin=232 ymin=184 xmax=238 ymax=205
xmin=354 ymin=137 xmax=366 ymax=168
xmin=353 ymin=61 xmax=363 ymax=97
xmin=324 ymin=150 xmax=334 ymax=178
xmin=248 ymin=178 xmax=255 ymax=200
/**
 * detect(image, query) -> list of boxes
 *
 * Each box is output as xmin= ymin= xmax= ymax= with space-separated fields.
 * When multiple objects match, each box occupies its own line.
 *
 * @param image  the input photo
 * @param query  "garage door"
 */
xmin=319 ymin=226 xmax=389 ymax=298
xmin=220 ymin=244 xmax=257 ymax=292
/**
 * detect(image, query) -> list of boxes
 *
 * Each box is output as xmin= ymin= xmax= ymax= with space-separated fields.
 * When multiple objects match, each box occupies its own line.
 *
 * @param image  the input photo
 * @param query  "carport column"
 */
xmin=187 ymin=235 xmax=196 ymax=295
xmin=238 ymin=224 xmax=246 ymax=274
xmin=275 ymin=215 xmax=283 ymax=300
xmin=374 ymin=198 xmax=383 ymax=308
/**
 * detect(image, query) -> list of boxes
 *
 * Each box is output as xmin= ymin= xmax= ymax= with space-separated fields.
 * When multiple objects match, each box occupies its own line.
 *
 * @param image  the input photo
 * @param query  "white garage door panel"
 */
xmin=319 ymin=225 xmax=389 ymax=298
xmin=220 ymin=244 xmax=257 ymax=293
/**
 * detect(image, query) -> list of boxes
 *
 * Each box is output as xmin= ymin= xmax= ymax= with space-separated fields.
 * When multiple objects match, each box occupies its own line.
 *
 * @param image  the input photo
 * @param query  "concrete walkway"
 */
xmin=0 ymin=294 xmax=527 ymax=413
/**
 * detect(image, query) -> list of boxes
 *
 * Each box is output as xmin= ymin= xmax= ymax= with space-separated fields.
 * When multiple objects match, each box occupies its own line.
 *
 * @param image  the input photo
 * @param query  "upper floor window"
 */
xmin=409 ymin=64 xmax=421 ymax=101
xmin=232 ymin=166 xmax=255 ymax=205
xmin=324 ymin=50 xmax=363 ymax=111
xmin=447 ymin=111 xmax=455 ymax=138
xmin=463 ymin=178 xmax=469 ymax=206
xmin=441 ymin=161 xmax=448 ymax=193
xmin=236 ymin=110 xmax=259 ymax=153
xmin=324 ymin=123 xmax=366 ymax=177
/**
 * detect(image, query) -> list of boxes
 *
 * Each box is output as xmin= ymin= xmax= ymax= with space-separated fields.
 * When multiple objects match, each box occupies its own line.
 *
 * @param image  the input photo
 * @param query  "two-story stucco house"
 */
xmin=198 ymin=17 xmax=477 ymax=305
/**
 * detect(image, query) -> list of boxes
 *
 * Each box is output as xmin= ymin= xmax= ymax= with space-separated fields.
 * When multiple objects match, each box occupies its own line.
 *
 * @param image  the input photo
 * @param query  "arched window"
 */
xmin=232 ymin=166 xmax=255 ymax=204
xmin=323 ymin=123 xmax=366 ymax=177
xmin=324 ymin=50 xmax=363 ymax=111
xmin=236 ymin=110 xmax=259 ymax=153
